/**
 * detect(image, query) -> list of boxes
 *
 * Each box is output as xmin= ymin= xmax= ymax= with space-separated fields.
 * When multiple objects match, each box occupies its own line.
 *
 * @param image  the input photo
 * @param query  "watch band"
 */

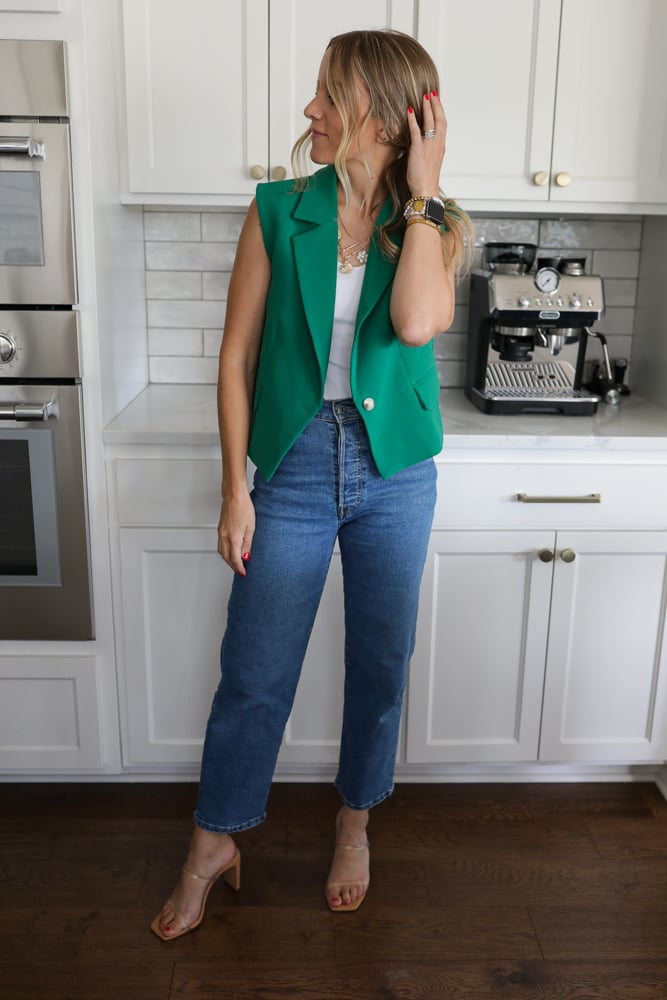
xmin=403 ymin=196 xmax=446 ymax=227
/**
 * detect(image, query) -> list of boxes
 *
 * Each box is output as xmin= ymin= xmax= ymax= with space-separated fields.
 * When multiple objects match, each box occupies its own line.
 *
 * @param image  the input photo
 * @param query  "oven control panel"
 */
xmin=0 ymin=311 xmax=80 ymax=379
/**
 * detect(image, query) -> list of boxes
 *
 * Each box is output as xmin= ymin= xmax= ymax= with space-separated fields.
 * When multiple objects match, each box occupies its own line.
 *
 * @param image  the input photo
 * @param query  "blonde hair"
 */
xmin=291 ymin=29 xmax=474 ymax=275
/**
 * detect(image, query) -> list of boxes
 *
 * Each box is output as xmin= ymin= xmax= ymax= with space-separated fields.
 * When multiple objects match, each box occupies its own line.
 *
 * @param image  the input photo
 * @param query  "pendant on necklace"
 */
xmin=339 ymin=259 xmax=353 ymax=274
xmin=356 ymin=248 xmax=368 ymax=265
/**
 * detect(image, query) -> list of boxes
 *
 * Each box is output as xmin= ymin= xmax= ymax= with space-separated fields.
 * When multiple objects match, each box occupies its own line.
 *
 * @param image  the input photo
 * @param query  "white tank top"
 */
xmin=323 ymin=264 xmax=365 ymax=400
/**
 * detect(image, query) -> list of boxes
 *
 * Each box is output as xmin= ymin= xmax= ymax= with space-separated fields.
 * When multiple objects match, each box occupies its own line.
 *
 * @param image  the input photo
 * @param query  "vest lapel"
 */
xmin=357 ymin=198 xmax=398 ymax=331
xmin=292 ymin=168 xmax=338 ymax=379
xmin=291 ymin=167 xmax=400 ymax=380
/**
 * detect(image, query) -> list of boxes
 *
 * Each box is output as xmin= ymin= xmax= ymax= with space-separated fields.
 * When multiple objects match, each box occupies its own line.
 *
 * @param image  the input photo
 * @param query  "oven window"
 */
xmin=0 ymin=429 xmax=60 ymax=585
xmin=0 ymin=172 xmax=45 ymax=266
xmin=0 ymin=439 xmax=37 ymax=574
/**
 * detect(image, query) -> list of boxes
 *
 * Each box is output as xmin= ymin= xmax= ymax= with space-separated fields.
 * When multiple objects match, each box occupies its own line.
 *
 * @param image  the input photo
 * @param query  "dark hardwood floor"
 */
xmin=1 ymin=780 xmax=667 ymax=999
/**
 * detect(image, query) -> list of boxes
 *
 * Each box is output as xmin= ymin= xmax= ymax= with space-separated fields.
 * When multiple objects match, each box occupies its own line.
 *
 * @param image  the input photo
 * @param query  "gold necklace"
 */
xmin=337 ymin=232 xmax=370 ymax=273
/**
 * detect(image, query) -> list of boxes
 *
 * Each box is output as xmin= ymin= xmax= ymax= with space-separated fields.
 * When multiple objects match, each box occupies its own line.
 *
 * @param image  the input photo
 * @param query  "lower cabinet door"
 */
xmin=539 ymin=530 xmax=667 ymax=762
xmin=117 ymin=527 xmax=232 ymax=766
xmin=117 ymin=527 xmax=345 ymax=767
xmin=406 ymin=530 xmax=554 ymax=763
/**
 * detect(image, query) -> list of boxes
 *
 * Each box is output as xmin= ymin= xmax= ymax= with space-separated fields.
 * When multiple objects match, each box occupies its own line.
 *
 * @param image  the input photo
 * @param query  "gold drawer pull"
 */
xmin=516 ymin=493 xmax=601 ymax=504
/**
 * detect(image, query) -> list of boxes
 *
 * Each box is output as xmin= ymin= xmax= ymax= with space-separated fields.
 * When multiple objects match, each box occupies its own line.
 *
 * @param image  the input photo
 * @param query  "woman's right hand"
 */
xmin=217 ymin=491 xmax=255 ymax=575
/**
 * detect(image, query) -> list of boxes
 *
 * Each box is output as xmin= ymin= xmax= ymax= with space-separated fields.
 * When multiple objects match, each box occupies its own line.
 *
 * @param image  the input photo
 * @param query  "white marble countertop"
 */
xmin=103 ymin=383 xmax=667 ymax=453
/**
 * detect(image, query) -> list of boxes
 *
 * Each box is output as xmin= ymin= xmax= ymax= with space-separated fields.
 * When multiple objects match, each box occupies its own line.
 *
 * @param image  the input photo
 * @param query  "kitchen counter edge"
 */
xmin=103 ymin=384 xmax=667 ymax=456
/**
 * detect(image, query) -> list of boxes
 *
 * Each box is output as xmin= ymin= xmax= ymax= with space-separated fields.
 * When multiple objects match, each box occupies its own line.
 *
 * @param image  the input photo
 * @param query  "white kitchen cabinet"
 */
xmin=107 ymin=435 xmax=667 ymax=773
xmin=407 ymin=459 xmax=667 ymax=765
xmin=121 ymin=0 xmax=413 ymax=202
xmin=539 ymin=531 xmax=667 ymax=761
xmin=420 ymin=0 xmax=667 ymax=206
xmin=407 ymin=530 xmax=553 ymax=763
xmin=0 ymin=654 xmax=103 ymax=770
xmin=109 ymin=455 xmax=346 ymax=768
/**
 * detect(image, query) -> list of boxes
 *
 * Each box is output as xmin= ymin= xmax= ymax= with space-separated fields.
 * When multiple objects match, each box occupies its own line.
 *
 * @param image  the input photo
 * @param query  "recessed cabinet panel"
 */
xmin=539 ymin=531 xmax=667 ymax=761
xmin=118 ymin=528 xmax=230 ymax=764
xmin=0 ymin=656 xmax=102 ymax=769
xmin=122 ymin=0 xmax=413 ymax=199
xmin=269 ymin=0 xmax=414 ymax=180
xmin=552 ymin=0 xmax=667 ymax=203
xmin=122 ymin=0 xmax=268 ymax=196
xmin=417 ymin=0 xmax=561 ymax=201
xmin=117 ymin=527 xmax=349 ymax=768
xmin=407 ymin=531 xmax=553 ymax=763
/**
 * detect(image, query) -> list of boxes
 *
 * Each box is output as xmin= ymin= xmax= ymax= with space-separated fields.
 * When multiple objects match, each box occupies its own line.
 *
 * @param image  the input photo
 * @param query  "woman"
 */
xmin=151 ymin=28 xmax=472 ymax=940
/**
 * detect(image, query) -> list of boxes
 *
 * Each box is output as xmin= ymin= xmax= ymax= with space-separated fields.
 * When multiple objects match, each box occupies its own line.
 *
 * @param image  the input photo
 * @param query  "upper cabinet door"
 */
xmin=121 ymin=0 xmax=268 ymax=199
xmin=416 ymin=0 xmax=561 ymax=202
xmin=268 ymin=0 xmax=414 ymax=182
xmin=551 ymin=0 xmax=667 ymax=204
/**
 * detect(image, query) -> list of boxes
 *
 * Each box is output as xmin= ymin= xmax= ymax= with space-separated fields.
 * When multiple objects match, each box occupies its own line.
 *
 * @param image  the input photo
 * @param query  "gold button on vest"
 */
xmin=362 ymin=397 xmax=375 ymax=411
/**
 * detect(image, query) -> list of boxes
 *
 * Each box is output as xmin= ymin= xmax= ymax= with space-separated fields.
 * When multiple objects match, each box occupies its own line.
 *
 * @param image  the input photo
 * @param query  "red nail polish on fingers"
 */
xmin=431 ymin=89 xmax=438 ymax=97
xmin=242 ymin=552 xmax=250 ymax=562
xmin=408 ymin=106 xmax=414 ymax=114
xmin=424 ymin=92 xmax=430 ymax=100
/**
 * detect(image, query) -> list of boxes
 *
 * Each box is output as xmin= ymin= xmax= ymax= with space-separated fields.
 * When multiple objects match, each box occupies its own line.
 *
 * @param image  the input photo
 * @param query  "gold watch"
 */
xmin=403 ymin=196 xmax=446 ymax=227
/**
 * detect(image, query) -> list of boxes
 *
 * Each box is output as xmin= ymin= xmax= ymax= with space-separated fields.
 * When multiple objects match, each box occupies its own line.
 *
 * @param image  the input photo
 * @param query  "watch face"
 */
xmin=535 ymin=266 xmax=560 ymax=293
xmin=427 ymin=199 xmax=446 ymax=226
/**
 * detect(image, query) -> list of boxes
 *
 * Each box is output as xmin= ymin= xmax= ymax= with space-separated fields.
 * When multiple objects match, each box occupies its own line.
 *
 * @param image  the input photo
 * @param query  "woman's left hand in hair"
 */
xmin=405 ymin=90 xmax=447 ymax=196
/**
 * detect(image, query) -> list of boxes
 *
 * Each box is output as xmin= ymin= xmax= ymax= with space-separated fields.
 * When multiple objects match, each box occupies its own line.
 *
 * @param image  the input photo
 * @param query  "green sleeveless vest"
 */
xmin=249 ymin=165 xmax=443 ymax=480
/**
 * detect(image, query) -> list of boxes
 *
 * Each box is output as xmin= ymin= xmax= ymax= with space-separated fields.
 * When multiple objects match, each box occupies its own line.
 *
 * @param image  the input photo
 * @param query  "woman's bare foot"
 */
xmin=326 ymin=806 xmax=369 ymax=910
xmin=155 ymin=826 xmax=238 ymax=937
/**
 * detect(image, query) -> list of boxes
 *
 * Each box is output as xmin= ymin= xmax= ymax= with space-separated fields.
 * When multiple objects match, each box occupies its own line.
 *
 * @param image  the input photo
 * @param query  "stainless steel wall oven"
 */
xmin=0 ymin=40 xmax=93 ymax=640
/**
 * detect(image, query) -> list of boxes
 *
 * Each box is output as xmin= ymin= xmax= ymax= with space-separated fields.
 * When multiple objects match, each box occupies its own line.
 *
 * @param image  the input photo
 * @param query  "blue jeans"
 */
xmin=194 ymin=399 xmax=437 ymax=833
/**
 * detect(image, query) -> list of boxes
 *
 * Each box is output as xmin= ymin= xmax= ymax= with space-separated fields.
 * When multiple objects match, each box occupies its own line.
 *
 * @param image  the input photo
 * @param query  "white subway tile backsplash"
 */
xmin=472 ymin=218 xmax=540 ymax=246
xmin=143 ymin=207 xmax=646 ymax=388
xmin=596 ymin=307 xmax=635 ymax=337
xmin=204 ymin=329 xmax=223 ymax=356
xmin=146 ymin=241 xmax=235 ymax=271
xmin=148 ymin=299 xmax=225 ymax=329
xmin=144 ymin=211 xmax=201 ymax=241
xmin=146 ymin=270 xmax=202 ymax=300
xmin=592 ymin=249 xmax=641 ymax=279
xmin=148 ymin=328 xmax=204 ymax=356
xmin=540 ymin=218 xmax=642 ymax=250
xmin=603 ymin=279 xmax=637 ymax=307
xmin=203 ymin=272 xmax=231 ymax=300
xmin=202 ymin=212 xmax=245 ymax=241
xmin=149 ymin=356 xmax=219 ymax=383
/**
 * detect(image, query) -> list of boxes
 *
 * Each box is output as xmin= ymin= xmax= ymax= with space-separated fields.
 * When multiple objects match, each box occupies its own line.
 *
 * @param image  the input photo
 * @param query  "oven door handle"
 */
xmin=0 ymin=137 xmax=46 ymax=159
xmin=0 ymin=400 xmax=57 ymax=421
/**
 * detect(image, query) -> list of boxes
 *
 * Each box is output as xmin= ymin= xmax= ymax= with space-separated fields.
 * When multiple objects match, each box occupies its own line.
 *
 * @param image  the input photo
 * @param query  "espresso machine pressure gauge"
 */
xmin=535 ymin=266 xmax=560 ymax=294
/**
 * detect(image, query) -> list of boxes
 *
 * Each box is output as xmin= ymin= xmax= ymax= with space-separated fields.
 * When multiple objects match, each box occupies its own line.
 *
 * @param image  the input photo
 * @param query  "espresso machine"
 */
xmin=465 ymin=243 xmax=605 ymax=415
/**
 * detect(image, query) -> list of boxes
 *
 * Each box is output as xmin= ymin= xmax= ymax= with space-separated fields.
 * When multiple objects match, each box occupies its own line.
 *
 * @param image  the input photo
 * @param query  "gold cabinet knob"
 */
xmin=538 ymin=548 xmax=555 ymax=563
xmin=560 ymin=548 xmax=576 ymax=563
xmin=271 ymin=165 xmax=287 ymax=181
xmin=250 ymin=164 xmax=266 ymax=180
xmin=555 ymin=171 xmax=572 ymax=187
xmin=533 ymin=170 xmax=549 ymax=187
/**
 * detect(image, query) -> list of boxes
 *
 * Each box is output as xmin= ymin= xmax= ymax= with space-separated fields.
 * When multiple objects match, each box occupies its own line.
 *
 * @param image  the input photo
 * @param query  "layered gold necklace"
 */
xmin=337 ymin=209 xmax=374 ymax=274
xmin=337 ymin=233 xmax=371 ymax=273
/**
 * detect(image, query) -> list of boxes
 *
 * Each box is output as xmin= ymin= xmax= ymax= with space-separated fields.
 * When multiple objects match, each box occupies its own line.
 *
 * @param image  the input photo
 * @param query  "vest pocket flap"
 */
xmin=412 ymin=366 xmax=441 ymax=410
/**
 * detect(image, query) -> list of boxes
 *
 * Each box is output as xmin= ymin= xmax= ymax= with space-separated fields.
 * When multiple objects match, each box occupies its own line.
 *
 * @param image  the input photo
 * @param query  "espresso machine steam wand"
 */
xmin=585 ymin=328 xmax=621 ymax=405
